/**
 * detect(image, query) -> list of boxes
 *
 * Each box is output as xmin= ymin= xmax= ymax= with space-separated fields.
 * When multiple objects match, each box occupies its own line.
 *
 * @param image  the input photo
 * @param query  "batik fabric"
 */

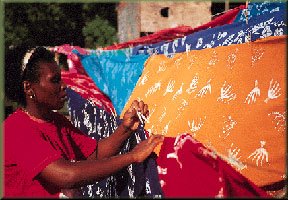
xmin=132 ymin=10 xmax=286 ymax=57
xmin=78 ymin=51 xmax=150 ymax=115
xmin=234 ymin=1 xmax=287 ymax=23
xmin=66 ymin=87 xmax=163 ymax=198
xmin=157 ymin=133 xmax=270 ymax=197
xmin=121 ymin=36 xmax=286 ymax=187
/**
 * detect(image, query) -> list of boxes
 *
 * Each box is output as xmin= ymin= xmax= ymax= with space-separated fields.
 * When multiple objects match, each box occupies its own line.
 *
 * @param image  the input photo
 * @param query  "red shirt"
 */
xmin=4 ymin=108 xmax=97 ymax=198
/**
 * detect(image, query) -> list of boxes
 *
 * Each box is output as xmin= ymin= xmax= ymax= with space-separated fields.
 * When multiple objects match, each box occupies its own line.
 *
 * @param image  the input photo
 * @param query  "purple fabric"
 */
xmin=66 ymin=87 xmax=163 ymax=198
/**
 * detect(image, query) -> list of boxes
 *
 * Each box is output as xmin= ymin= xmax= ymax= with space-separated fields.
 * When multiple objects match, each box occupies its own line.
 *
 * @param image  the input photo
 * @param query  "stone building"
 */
xmin=116 ymin=1 xmax=244 ymax=43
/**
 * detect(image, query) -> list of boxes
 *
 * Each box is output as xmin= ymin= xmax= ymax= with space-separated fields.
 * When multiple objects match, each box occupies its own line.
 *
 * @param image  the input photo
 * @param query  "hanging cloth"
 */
xmin=121 ymin=35 xmax=287 ymax=187
xmin=52 ymin=44 xmax=89 ymax=75
xmin=157 ymin=133 xmax=271 ymax=197
xmin=61 ymin=70 xmax=116 ymax=114
xmin=104 ymin=5 xmax=246 ymax=50
xmin=78 ymin=51 xmax=150 ymax=115
xmin=234 ymin=1 xmax=287 ymax=23
xmin=132 ymin=10 xmax=286 ymax=56
xmin=65 ymin=87 xmax=163 ymax=198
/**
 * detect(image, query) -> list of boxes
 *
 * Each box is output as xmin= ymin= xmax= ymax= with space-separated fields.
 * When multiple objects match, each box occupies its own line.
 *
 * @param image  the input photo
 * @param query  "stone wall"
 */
xmin=117 ymin=1 xmax=212 ymax=42
xmin=140 ymin=1 xmax=211 ymax=32
xmin=117 ymin=2 xmax=141 ymax=43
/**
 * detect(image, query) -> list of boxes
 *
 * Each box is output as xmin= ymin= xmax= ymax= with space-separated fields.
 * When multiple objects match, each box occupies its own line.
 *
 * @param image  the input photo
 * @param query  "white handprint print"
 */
xmin=145 ymin=81 xmax=161 ymax=97
xmin=195 ymin=79 xmax=212 ymax=98
xmin=188 ymin=116 xmax=206 ymax=135
xmin=172 ymin=83 xmax=184 ymax=100
xmin=268 ymin=111 xmax=286 ymax=132
xmin=163 ymin=79 xmax=175 ymax=96
xmin=138 ymin=71 xmax=149 ymax=86
xmin=244 ymin=80 xmax=260 ymax=104
xmin=221 ymin=115 xmax=237 ymax=139
xmin=264 ymin=79 xmax=281 ymax=103
xmin=248 ymin=141 xmax=269 ymax=166
xmin=186 ymin=75 xmax=199 ymax=94
xmin=217 ymin=81 xmax=236 ymax=104
xmin=157 ymin=61 xmax=167 ymax=74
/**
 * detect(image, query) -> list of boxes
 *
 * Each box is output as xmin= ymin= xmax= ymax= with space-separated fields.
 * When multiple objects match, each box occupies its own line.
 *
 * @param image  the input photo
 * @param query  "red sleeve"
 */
xmin=5 ymin=119 xmax=62 ymax=181
xmin=59 ymin=114 xmax=97 ymax=159
xmin=69 ymin=126 xmax=97 ymax=159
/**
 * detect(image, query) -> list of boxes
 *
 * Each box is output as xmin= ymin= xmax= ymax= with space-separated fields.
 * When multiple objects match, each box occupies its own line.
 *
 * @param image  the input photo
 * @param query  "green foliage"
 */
xmin=4 ymin=3 xmax=118 ymax=49
xmin=82 ymin=15 xmax=118 ymax=49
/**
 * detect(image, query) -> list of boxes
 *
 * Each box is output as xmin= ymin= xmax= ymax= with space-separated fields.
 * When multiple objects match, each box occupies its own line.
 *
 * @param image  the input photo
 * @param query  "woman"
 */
xmin=4 ymin=46 xmax=164 ymax=198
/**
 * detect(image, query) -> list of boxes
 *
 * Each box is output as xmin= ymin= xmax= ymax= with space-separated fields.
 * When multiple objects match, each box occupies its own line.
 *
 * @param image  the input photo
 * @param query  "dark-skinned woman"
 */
xmin=4 ymin=46 xmax=164 ymax=198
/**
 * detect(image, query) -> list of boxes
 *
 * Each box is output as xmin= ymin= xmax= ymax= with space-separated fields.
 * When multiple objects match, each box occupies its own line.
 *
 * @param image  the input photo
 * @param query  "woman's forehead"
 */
xmin=38 ymin=62 xmax=61 ymax=80
xmin=39 ymin=61 xmax=60 ymax=74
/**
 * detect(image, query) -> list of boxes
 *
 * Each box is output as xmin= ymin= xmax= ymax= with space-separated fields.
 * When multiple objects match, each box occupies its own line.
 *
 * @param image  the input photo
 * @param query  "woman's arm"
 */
xmin=37 ymin=134 xmax=163 ymax=189
xmin=88 ymin=100 xmax=149 ymax=160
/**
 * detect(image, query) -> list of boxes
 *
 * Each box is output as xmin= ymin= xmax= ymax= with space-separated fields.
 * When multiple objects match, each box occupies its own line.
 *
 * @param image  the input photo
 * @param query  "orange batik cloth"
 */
xmin=121 ymin=35 xmax=287 ymax=187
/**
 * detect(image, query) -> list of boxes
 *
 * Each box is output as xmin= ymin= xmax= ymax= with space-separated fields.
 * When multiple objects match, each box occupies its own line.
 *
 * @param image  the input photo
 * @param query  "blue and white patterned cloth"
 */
xmin=66 ymin=87 xmax=163 ymax=198
xmin=234 ymin=1 xmax=287 ymax=23
xmin=75 ymin=50 xmax=150 ymax=115
xmin=131 ymin=10 xmax=286 ymax=57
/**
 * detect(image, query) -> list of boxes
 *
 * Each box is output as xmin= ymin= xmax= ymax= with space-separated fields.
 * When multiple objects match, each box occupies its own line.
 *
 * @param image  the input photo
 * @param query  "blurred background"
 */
xmin=4 ymin=1 xmax=246 ymax=118
xmin=4 ymin=1 xmax=246 ymax=50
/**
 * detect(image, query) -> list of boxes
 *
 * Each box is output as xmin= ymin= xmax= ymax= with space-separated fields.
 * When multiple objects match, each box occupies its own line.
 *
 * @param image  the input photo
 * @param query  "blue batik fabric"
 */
xmin=75 ymin=50 xmax=150 ymax=115
xmin=234 ymin=1 xmax=287 ymax=23
xmin=132 ymin=10 xmax=286 ymax=57
xmin=66 ymin=87 xmax=163 ymax=198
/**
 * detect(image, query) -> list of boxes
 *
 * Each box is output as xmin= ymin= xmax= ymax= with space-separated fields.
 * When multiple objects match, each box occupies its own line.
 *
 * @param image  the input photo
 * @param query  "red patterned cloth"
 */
xmin=104 ymin=5 xmax=246 ymax=50
xmin=156 ymin=133 xmax=270 ymax=198
xmin=51 ymin=44 xmax=89 ymax=75
xmin=61 ymin=70 xmax=116 ymax=114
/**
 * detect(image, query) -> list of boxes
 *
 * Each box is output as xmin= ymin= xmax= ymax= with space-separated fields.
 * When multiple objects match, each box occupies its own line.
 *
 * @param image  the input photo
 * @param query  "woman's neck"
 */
xmin=22 ymin=105 xmax=54 ymax=122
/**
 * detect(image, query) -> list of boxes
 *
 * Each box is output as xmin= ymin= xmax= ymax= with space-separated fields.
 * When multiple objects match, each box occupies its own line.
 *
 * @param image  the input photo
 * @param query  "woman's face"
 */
xmin=32 ymin=61 xmax=67 ymax=111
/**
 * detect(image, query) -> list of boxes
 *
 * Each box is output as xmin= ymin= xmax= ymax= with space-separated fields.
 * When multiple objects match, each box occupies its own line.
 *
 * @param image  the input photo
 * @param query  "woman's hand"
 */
xmin=129 ymin=134 xmax=164 ymax=163
xmin=121 ymin=100 xmax=149 ymax=131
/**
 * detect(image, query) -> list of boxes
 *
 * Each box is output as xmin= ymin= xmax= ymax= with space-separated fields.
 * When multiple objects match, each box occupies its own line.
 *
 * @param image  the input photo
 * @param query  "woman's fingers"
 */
xmin=148 ymin=134 xmax=164 ymax=145
xmin=128 ymin=100 xmax=149 ymax=123
xmin=143 ymin=104 xmax=149 ymax=116
xmin=138 ymin=100 xmax=144 ymax=110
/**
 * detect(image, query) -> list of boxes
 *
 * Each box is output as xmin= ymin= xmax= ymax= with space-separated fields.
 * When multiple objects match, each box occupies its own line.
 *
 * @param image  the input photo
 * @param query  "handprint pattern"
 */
xmin=248 ymin=141 xmax=269 ymax=166
xmin=264 ymin=79 xmax=281 ymax=103
xmin=195 ymin=79 xmax=212 ymax=98
xmin=244 ymin=80 xmax=260 ymax=104
xmin=121 ymin=36 xmax=286 ymax=186
xmin=163 ymin=79 xmax=176 ymax=96
xmin=217 ymin=81 xmax=236 ymax=104
xmin=268 ymin=111 xmax=286 ymax=133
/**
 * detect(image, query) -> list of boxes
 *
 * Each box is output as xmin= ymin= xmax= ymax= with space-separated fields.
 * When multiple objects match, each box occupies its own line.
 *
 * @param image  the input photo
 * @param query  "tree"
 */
xmin=4 ymin=3 xmax=118 ymax=50
xmin=82 ymin=15 xmax=118 ymax=49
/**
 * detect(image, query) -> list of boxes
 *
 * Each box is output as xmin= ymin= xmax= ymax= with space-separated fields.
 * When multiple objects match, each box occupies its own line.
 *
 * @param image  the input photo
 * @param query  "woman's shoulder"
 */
xmin=4 ymin=108 xmax=28 ymax=125
xmin=4 ymin=108 xmax=37 ymax=134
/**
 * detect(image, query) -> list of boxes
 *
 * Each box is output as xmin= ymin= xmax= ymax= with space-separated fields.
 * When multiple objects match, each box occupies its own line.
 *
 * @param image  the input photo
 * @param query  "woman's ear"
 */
xmin=23 ymin=81 xmax=35 ymax=98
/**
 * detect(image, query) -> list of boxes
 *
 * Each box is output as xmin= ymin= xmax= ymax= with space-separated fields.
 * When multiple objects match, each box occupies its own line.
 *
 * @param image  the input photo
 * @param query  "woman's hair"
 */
xmin=5 ymin=45 xmax=56 ymax=106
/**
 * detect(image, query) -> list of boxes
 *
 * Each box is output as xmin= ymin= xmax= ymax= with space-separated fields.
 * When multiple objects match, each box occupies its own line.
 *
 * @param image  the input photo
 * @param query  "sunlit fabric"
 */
xmin=78 ymin=51 xmax=150 ymax=115
xmin=234 ymin=1 xmax=287 ymax=23
xmin=121 ymin=36 xmax=286 ymax=187
xmin=157 ymin=134 xmax=270 ymax=197
xmin=132 ymin=10 xmax=286 ymax=56
xmin=61 ymin=70 xmax=115 ymax=114
xmin=104 ymin=5 xmax=245 ymax=50
xmin=66 ymin=87 xmax=163 ymax=198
